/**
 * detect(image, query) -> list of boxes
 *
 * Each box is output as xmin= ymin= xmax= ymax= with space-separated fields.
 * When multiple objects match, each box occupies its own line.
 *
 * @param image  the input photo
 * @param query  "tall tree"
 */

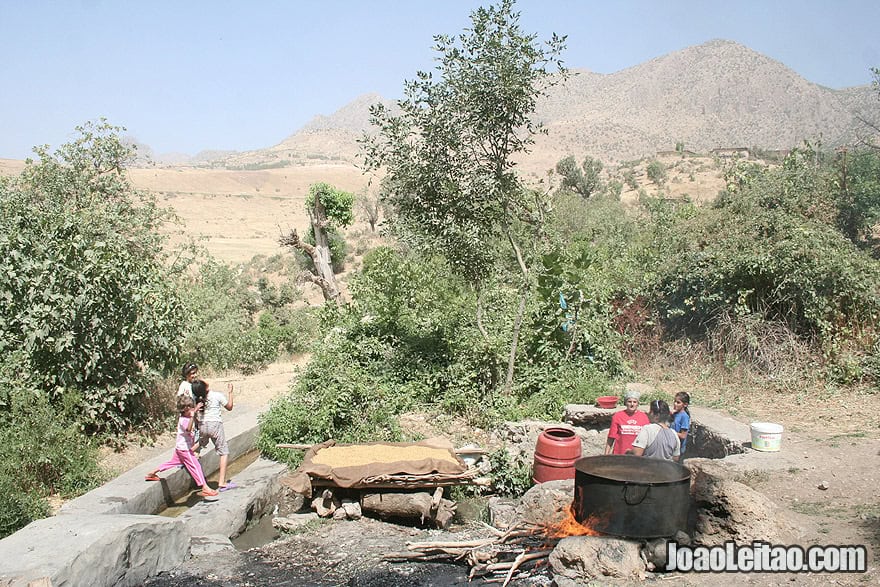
xmin=362 ymin=0 xmax=566 ymax=393
xmin=0 ymin=120 xmax=184 ymax=432
xmin=280 ymin=182 xmax=353 ymax=302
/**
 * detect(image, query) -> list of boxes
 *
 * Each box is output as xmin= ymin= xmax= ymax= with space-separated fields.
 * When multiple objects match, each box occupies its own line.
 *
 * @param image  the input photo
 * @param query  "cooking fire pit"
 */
xmin=573 ymin=455 xmax=691 ymax=538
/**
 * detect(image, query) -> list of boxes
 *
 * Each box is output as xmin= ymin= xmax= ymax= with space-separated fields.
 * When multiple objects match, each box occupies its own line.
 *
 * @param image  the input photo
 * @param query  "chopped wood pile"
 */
xmin=384 ymin=522 xmax=559 ymax=586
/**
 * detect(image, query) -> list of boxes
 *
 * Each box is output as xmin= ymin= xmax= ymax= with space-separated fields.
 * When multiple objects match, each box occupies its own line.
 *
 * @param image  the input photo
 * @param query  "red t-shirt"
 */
xmin=607 ymin=409 xmax=650 ymax=454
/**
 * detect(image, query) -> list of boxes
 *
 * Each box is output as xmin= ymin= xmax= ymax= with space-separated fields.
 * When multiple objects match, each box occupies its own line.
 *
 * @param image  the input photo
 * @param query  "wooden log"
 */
xmin=361 ymin=491 xmax=457 ymax=529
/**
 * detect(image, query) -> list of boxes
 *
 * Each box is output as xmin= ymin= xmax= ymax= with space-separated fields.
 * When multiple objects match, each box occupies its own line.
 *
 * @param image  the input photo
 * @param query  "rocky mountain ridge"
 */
xmin=160 ymin=39 xmax=876 ymax=172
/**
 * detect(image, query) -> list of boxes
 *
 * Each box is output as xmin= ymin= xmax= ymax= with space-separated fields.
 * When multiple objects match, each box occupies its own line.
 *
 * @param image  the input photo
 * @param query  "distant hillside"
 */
xmin=527 ymin=40 xmax=873 ymax=170
xmin=208 ymin=39 xmax=876 ymax=175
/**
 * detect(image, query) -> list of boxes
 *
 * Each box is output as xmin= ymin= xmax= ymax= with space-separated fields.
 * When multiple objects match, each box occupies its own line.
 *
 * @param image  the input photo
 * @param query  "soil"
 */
xmin=123 ymin=359 xmax=880 ymax=586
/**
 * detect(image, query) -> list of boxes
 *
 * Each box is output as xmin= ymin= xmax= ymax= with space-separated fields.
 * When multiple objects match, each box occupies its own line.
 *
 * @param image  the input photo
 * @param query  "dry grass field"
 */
xmin=2 ymin=153 xmax=726 ymax=266
xmin=130 ymin=163 xmax=371 ymax=264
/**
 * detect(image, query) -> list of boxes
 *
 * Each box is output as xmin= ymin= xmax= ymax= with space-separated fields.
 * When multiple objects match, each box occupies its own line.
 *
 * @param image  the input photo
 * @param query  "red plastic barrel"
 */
xmin=533 ymin=427 xmax=583 ymax=483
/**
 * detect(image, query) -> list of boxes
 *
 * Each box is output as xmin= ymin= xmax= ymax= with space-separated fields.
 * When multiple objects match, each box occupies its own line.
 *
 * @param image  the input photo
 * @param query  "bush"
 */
xmin=0 ymin=478 xmax=48 ymax=539
xmin=0 ymin=361 xmax=104 ymax=537
xmin=488 ymin=448 xmax=533 ymax=497
xmin=650 ymin=151 xmax=880 ymax=360
xmin=0 ymin=121 xmax=184 ymax=433
xmin=646 ymin=160 xmax=667 ymax=186
xmin=257 ymin=339 xmax=408 ymax=465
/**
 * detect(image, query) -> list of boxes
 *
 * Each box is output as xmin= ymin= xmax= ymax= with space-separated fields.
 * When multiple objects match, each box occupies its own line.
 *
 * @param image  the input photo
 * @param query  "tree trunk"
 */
xmin=310 ymin=195 xmax=340 ymax=300
xmin=279 ymin=194 xmax=341 ymax=302
xmin=503 ymin=289 xmax=527 ymax=395
xmin=475 ymin=287 xmax=490 ymax=342
xmin=503 ymin=227 xmax=530 ymax=396
xmin=361 ymin=490 xmax=456 ymax=529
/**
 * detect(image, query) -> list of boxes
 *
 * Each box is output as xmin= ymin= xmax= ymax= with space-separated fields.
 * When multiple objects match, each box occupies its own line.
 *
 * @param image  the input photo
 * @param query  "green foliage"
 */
xmin=363 ymin=0 xmax=567 ymax=283
xmin=653 ymin=152 xmax=880 ymax=345
xmin=182 ymin=258 xmax=317 ymax=374
xmin=502 ymin=361 xmax=612 ymax=421
xmin=0 ymin=361 xmax=104 ymax=537
xmin=646 ymin=160 xmax=667 ymax=186
xmin=555 ymin=155 xmax=604 ymax=198
xmin=488 ymin=448 xmax=533 ymax=497
xmin=0 ymin=121 xmax=185 ymax=433
xmin=306 ymin=182 xmax=354 ymax=228
xmin=259 ymin=247 xmax=503 ymax=455
xmin=0 ymin=479 xmax=49 ymax=539
xmin=257 ymin=348 xmax=407 ymax=466
xmin=529 ymin=246 xmax=627 ymax=375
xmin=835 ymin=149 xmax=880 ymax=248
xmin=622 ymin=168 xmax=638 ymax=190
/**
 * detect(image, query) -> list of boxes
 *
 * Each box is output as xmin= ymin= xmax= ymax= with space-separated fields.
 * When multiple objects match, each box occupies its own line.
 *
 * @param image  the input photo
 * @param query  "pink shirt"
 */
xmin=175 ymin=415 xmax=195 ymax=451
xmin=607 ymin=409 xmax=650 ymax=454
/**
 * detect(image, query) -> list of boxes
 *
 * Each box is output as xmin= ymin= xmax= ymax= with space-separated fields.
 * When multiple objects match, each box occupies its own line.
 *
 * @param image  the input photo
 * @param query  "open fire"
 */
xmin=383 ymin=503 xmax=614 ymax=585
xmin=541 ymin=504 xmax=606 ymax=538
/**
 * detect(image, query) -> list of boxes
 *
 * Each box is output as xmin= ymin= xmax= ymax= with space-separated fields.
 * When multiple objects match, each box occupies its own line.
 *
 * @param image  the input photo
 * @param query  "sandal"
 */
xmin=144 ymin=474 xmax=160 ymax=481
xmin=219 ymin=481 xmax=238 ymax=492
xmin=198 ymin=488 xmax=219 ymax=497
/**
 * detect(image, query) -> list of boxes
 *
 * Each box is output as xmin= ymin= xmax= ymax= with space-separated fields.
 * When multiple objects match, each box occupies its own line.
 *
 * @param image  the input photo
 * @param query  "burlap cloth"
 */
xmin=283 ymin=437 xmax=466 ymax=497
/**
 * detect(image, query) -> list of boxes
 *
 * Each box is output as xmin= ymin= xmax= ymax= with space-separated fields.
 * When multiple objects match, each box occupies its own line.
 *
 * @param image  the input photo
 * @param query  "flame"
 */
xmin=542 ymin=504 xmax=607 ymax=538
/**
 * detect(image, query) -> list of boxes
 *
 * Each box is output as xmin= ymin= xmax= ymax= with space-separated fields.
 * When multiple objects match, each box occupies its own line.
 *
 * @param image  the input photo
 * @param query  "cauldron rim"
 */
xmin=574 ymin=454 xmax=690 ymax=484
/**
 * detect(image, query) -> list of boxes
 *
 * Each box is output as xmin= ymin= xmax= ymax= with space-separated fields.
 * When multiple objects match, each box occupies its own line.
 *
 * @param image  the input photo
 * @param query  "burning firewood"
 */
xmin=383 ymin=507 xmax=606 ymax=585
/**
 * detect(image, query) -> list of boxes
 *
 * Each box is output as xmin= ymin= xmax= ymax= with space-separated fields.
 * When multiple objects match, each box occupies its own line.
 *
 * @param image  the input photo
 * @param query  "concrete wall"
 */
xmin=0 ymin=409 xmax=287 ymax=586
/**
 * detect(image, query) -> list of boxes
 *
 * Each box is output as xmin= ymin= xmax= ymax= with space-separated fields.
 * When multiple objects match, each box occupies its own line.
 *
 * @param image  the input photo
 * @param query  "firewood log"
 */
xmin=361 ymin=491 xmax=456 ymax=529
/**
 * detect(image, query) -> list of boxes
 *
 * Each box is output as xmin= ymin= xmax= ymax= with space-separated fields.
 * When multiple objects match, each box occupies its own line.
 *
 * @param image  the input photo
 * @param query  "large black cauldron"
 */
xmin=573 ymin=455 xmax=690 ymax=538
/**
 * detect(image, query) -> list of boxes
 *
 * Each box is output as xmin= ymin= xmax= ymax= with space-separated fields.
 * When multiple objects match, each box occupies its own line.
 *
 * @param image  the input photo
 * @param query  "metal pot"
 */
xmin=573 ymin=455 xmax=690 ymax=538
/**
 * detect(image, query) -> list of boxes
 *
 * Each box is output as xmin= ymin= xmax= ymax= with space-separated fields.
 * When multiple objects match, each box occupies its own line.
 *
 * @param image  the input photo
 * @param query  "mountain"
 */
xmin=201 ymin=40 xmax=878 ymax=172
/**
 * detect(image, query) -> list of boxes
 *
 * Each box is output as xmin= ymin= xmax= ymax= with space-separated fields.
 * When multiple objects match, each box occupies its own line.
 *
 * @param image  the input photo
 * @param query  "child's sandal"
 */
xmin=144 ymin=474 xmax=160 ymax=481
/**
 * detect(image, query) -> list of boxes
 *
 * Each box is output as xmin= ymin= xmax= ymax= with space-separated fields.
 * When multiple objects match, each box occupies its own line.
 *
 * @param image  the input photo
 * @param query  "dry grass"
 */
xmin=632 ymin=340 xmax=880 ymax=439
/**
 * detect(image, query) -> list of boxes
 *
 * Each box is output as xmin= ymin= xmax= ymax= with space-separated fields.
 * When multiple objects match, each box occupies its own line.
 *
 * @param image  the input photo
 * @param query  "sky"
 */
xmin=1 ymin=0 xmax=878 ymax=160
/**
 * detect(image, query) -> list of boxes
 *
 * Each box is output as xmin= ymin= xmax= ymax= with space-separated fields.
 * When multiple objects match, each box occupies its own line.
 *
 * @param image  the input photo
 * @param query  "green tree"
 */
xmin=0 ymin=121 xmax=184 ymax=433
xmin=555 ymin=155 xmax=604 ymax=198
xmin=836 ymin=148 xmax=880 ymax=249
xmin=280 ymin=182 xmax=354 ymax=302
xmin=646 ymin=160 xmax=667 ymax=186
xmin=362 ymin=0 xmax=567 ymax=393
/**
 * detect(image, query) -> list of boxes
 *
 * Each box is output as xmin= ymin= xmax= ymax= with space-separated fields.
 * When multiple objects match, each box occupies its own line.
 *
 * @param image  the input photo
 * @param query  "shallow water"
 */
xmin=157 ymin=449 xmax=260 ymax=517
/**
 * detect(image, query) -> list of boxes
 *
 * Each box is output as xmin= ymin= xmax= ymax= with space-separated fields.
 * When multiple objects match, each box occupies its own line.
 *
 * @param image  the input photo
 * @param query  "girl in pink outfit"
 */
xmin=145 ymin=395 xmax=218 ymax=497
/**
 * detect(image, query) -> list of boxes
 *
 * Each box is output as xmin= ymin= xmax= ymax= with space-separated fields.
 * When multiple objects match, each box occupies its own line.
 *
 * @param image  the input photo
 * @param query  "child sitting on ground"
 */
xmin=145 ymin=395 xmax=218 ymax=497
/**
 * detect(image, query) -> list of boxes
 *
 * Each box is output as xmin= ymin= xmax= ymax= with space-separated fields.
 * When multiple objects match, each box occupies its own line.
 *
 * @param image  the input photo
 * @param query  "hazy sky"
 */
xmin=2 ymin=0 xmax=878 ymax=159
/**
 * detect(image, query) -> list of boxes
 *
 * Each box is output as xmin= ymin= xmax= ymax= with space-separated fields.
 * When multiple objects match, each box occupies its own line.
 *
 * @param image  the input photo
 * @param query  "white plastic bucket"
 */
xmin=750 ymin=422 xmax=784 ymax=452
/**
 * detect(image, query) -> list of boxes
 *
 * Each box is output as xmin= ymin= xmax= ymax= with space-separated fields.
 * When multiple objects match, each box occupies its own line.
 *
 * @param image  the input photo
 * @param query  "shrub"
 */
xmin=0 ymin=360 xmax=104 ymax=537
xmin=0 ymin=121 xmax=184 ymax=433
xmin=646 ymin=160 xmax=667 ymax=186
xmin=488 ymin=448 xmax=533 ymax=497
xmin=257 ymin=339 xmax=407 ymax=465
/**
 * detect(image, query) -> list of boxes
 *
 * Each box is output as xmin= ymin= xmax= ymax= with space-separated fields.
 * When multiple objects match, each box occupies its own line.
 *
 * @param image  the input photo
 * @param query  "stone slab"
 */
xmin=0 ymin=514 xmax=186 ymax=587
xmin=0 ymin=408 xmax=287 ymax=587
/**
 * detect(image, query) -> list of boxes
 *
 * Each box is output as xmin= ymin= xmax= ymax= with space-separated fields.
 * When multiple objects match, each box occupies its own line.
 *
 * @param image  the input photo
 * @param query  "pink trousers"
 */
xmin=156 ymin=448 xmax=207 ymax=486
